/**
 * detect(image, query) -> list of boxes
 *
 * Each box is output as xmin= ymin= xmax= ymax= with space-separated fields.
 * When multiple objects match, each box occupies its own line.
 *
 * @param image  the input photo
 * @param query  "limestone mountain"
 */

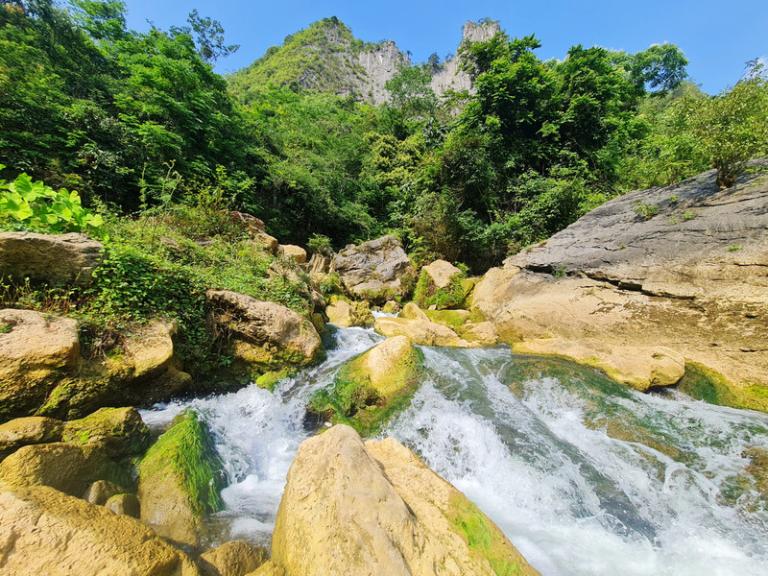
xmin=228 ymin=16 xmax=501 ymax=104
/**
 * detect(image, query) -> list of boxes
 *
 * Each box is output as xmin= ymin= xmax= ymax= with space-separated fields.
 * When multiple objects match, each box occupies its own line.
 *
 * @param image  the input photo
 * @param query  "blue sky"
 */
xmin=123 ymin=0 xmax=767 ymax=94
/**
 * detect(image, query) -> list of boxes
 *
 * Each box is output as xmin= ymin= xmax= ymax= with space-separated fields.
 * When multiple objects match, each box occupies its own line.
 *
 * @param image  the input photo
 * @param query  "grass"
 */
xmin=633 ymin=201 xmax=659 ymax=220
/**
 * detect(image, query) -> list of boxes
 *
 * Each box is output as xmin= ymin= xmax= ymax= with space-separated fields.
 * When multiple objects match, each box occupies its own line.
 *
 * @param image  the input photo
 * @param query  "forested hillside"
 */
xmin=2 ymin=1 xmax=767 ymax=270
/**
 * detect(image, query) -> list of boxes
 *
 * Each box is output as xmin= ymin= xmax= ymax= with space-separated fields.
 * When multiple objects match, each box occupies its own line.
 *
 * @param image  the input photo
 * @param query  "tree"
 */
xmin=181 ymin=9 xmax=238 ymax=63
xmin=631 ymin=43 xmax=688 ymax=93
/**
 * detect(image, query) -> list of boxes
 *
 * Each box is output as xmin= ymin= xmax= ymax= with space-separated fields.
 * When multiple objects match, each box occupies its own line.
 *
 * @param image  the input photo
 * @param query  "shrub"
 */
xmin=633 ymin=201 xmax=659 ymax=220
xmin=307 ymin=233 xmax=333 ymax=256
xmin=0 ymin=166 xmax=104 ymax=236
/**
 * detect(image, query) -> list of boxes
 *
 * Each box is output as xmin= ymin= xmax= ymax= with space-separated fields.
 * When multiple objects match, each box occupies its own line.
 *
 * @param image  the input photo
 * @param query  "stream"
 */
xmin=142 ymin=325 xmax=768 ymax=576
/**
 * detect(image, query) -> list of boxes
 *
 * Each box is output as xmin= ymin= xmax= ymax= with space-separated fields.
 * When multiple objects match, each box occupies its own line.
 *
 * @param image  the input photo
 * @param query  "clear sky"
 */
xmin=122 ymin=0 xmax=767 ymax=94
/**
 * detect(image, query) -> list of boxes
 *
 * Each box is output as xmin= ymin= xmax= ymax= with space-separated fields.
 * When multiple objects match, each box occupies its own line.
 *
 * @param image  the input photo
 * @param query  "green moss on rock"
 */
xmin=413 ymin=268 xmax=467 ymax=310
xmin=308 ymin=336 xmax=423 ymax=436
xmin=678 ymin=362 xmax=768 ymax=413
xmin=255 ymin=368 xmax=294 ymax=392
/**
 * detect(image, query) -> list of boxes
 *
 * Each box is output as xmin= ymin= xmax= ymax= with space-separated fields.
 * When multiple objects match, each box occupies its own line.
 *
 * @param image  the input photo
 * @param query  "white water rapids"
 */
xmin=142 ymin=326 xmax=768 ymax=576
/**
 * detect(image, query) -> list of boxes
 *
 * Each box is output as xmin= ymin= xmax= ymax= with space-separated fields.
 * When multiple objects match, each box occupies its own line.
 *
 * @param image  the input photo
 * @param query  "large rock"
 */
xmin=269 ymin=425 xmax=538 ymax=576
xmin=62 ymin=407 xmax=150 ymax=458
xmin=207 ymin=290 xmax=322 ymax=369
xmin=0 ymin=309 xmax=80 ymax=420
xmin=0 ymin=231 xmax=102 ymax=286
xmin=374 ymin=303 xmax=470 ymax=348
xmin=331 ymin=235 xmax=415 ymax=302
xmin=0 ymin=442 xmax=127 ymax=496
xmin=0 ymin=484 xmax=200 ymax=575
xmin=0 ymin=416 xmax=63 ymax=459
xmin=200 ymin=540 xmax=267 ymax=576
xmin=138 ymin=410 xmax=225 ymax=547
xmin=278 ymin=244 xmax=307 ymax=265
xmin=473 ymin=165 xmax=768 ymax=404
xmin=413 ymin=259 xmax=466 ymax=310
xmin=308 ymin=336 xmax=423 ymax=435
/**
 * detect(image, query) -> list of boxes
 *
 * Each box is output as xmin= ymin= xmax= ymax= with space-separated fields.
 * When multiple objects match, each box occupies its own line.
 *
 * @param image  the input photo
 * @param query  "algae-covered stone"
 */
xmin=374 ymin=303 xmax=470 ymax=348
xmin=269 ymin=425 xmax=539 ymax=576
xmin=413 ymin=259 xmax=467 ymax=310
xmin=62 ymin=407 xmax=150 ymax=457
xmin=308 ymin=336 xmax=423 ymax=436
xmin=0 ymin=485 xmax=201 ymax=575
xmin=138 ymin=410 xmax=225 ymax=547
xmin=325 ymin=296 xmax=374 ymax=328
xmin=0 ymin=416 xmax=63 ymax=459
xmin=678 ymin=362 xmax=768 ymax=412
xmin=255 ymin=368 xmax=294 ymax=392
xmin=0 ymin=442 xmax=128 ymax=496
xmin=200 ymin=540 xmax=267 ymax=576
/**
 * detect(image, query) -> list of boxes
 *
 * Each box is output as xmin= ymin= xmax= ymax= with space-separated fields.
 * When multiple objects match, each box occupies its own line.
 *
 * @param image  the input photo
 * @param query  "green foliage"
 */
xmin=413 ymin=268 xmax=467 ymax=310
xmin=633 ymin=201 xmax=659 ymax=220
xmin=307 ymin=233 xmax=333 ymax=255
xmin=0 ymin=166 xmax=104 ymax=235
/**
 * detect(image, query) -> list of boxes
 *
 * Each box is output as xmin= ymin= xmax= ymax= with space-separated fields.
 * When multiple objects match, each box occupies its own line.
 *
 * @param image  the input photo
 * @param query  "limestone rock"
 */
xmin=270 ymin=425 xmax=538 ymax=576
xmin=331 ymin=235 xmax=415 ymax=303
xmin=230 ymin=211 xmax=266 ymax=235
xmin=0 ymin=485 xmax=200 ymax=575
xmin=0 ymin=309 xmax=79 ymax=420
xmin=472 ymin=165 xmax=768 ymax=407
xmin=254 ymin=233 xmax=279 ymax=254
xmin=278 ymin=245 xmax=307 ymax=264
xmin=325 ymin=297 xmax=374 ymax=328
xmin=307 ymin=253 xmax=331 ymax=277
xmin=84 ymin=479 xmax=123 ymax=505
xmin=62 ymin=407 xmax=150 ymax=457
xmin=413 ymin=260 xmax=466 ymax=310
xmin=374 ymin=303 xmax=470 ymax=348
xmin=207 ymin=290 xmax=322 ymax=369
xmin=200 ymin=540 xmax=267 ymax=576
xmin=0 ymin=231 xmax=102 ymax=287
xmin=0 ymin=416 xmax=63 ymax=459
xmin=105 ymin=493 xmax=140 ymax=518
xmin=0 ymin=442 xmax=126 ymax=497
xmin=138 ymin=410 xmax=225 ymax=547
xmin=122 ymin=319 xmax=177 ymax=380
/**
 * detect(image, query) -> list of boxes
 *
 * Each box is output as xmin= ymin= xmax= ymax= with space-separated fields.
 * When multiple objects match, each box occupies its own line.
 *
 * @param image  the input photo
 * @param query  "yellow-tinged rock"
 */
xmin=200 ymin=540 xmax=267 ymax=576
xmin=278 ymin=244 xmax=307 ymax=264
xmin=269 ymin=425 xmax=539 ymax=576
xmin=0 ymin=484 xmax=201 ymax=575
xmin=374 ymin=303 xmax=470 ymax=348
xmin=0 ymin=416 xmax=63 ymax=459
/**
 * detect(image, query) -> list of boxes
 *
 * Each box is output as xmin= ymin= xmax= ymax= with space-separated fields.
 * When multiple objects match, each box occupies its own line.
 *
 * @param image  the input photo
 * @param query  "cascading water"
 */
xmin=142 ymin=327 xmax=768 ymax=576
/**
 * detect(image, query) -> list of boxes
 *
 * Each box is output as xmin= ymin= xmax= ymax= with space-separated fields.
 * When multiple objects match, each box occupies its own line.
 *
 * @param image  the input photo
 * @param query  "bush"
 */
xmin=0 ymin=166 xmax=104 ymax=236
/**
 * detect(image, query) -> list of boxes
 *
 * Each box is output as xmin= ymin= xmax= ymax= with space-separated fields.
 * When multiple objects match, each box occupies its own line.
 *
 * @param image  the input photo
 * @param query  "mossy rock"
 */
xmin=413 ymin=261 xmax=467 ymax=310
xmin=447 ymin=492 xmax=538 ymax=576
xmin=137 ymin=410 xmax=225 ymax=546
xmin=255 ymin=368 xmax=295 ymax=392
xmin=308 ymin=336 xmax=424 ymax=436
xmin=678 ymin=362 xmax=768 ymax=412
xmin=62 ymin=407 xmax=150 ymax=458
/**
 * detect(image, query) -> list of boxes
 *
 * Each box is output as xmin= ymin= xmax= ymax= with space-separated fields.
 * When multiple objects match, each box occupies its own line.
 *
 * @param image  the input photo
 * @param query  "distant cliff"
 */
xmin=228 ymin=17 xmax=501 ymax=104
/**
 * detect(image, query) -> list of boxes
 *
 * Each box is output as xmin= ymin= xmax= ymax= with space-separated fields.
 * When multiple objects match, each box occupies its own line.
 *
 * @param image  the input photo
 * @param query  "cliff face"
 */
xmin=229 ymin=18 xmax=501 ymax=104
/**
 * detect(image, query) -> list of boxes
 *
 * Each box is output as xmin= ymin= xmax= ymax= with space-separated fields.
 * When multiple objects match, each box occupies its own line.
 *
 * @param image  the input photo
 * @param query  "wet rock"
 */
xmin=138 ymin=410 xmax=225 ymax=547
xmin=331 ymin=235 xmax=415 ymax=303
xmin=0 ymin=416 xmax=63 ymax=459
xmin=269 ymin=425 xmax=538 ymax=576
xmin=105 ymin=493 xmax=140 ymax=518
xmin=0 ymin=231 xmax=102 ymax=287
xmin=207 ymin=290 xmax=322 ymax=370
xmin=0 ymin=485 xmax=200 ymax=575
xmin=62 ymin=407 xmax=150 ymax=457
xmin=0 ymin=309 xmax=80 ymax=420
xmin=200 ymin=540 xmax=267 ymax=576
xmin=325 ymin=296 xmax=373 ymax=328
xmin=374 ymin=303 xmax=470 ymax=347
xmin=308 ymin=336 xmax=423 ymax=435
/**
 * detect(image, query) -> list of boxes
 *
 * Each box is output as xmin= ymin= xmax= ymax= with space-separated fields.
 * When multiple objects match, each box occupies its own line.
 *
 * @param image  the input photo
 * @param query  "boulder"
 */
xmin=374 ymin=303 xmax=470 ymax=348
xmin=331 ymin=235 xmax=415 ymax=303
xmin=84 ymin=479 xmax=123 ymax=505
xmin=0 ymin=309 xmax=80 ymax=420
xmin=0 ymin=485 xmax=200 ymax=575
xmin=138 ymin=410 xmax=225 ymax=547
xmin=307 ymin=253 xmax=331 ymax=277
xmin=230 ymin=211 xmax=266 ymax=235
xmin=413 ymin=259 xmax=466 ymax=310
xmin=269 ymin=425 xmax=538 ymax=576
xmin=308 ymin=336 xmax=423 ymax=435
xmin=325 ymin=296 xmax=374 ymax=328
xmin=0 ymin=416 xmax=63 ymax=459
xmin=472 ymin=165 xmax=768 ymax=407
xmin=207 ymin=290 xmax=322 ymax=370
xmin=0 ymin=231 xmax=102 ymax=287
xmin=0 ymin=442 xmax=127 ymax=496
xmin=105 ymin=493 xmax=141 ymax=518
xmin=254 ymin=233 xmax=279 ymax=254
xmin=62 ymin=407 xmax=150 ymax=457
xmin=278 ymin=245 xmax=307 ymax=265
xmin=200 ymin=540 xmax=267 ymax=576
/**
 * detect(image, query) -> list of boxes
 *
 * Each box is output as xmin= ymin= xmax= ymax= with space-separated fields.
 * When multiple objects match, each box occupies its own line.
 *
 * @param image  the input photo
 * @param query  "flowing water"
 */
xmin=142 ymin=326 xmax=768 ymax=576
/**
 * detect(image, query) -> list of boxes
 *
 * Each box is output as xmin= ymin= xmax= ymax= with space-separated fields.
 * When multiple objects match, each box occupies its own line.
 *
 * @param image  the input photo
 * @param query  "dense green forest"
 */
xmin=2 ymin=1 xmax=768 ymax=271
